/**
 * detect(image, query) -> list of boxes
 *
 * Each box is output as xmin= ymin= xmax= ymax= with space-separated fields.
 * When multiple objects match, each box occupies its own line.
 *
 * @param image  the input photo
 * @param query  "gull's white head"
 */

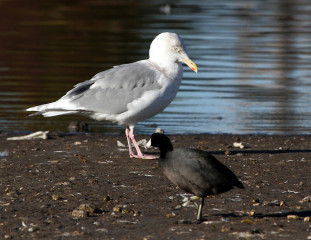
xmin=149 ymin=32 xmax=198 ymax=73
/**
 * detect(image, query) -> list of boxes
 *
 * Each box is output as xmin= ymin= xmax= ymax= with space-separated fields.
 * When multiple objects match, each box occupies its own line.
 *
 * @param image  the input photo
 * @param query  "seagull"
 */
xmin=26 ymin=32 xmax=198 ymax=159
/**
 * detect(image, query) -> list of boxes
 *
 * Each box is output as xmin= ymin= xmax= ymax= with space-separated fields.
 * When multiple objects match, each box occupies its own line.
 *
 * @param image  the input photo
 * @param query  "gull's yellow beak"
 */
xmin=181 ymin=58 xmax=198 ymax=73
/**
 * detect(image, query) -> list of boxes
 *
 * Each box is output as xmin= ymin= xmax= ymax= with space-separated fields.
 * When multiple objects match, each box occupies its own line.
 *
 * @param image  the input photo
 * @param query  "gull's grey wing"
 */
xmin=62 ymin=60 xmax=162 ymax=115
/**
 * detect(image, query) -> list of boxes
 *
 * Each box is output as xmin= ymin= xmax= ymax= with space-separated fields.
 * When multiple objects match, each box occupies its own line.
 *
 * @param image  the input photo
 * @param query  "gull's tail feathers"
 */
xmin=26 ymin=101 xmax=79 ymax=117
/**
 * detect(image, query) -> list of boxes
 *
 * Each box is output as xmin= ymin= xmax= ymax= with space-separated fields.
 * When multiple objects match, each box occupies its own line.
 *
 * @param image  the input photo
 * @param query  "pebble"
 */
xmin=96 ymin=228 xmax=108 ymax=233
xmin=166 ymin=212 xmax=176 ymax=218
xmin=117 ymin=141 xmax=126 ymax=147
xmin=28 ymin=226 xmax=40 ymax=232
xmin=113 ymin=205 xmax=122 ymax=213
xmin=51 ymin=195 xmax=60 ymax=200
xmin=221 ymin=225 xmax=233 ymax=232
xmin=71 ymin=204 xmax=97 ymax=218
xmin=250 ymin=199 xmax=260 ymax=206
xmin=123 ymin=208 xmax=138 ymax=216
xmin=103 ymin=195 xmax=111 ymax=202
xmin=232 ymin=142 xmax=245 ymax=149
xmin=241 ymin=219 xmax=254 ymax=224
xmin=55 ymin=181 xmax=70 ymax=186
xmin=263 ymin=200 xmax=285 ymax=206
xmin=300 ymin=195 xmax=311 ymax=203
xmin=287 ymin=215 xmax=298 ymax=220
xmin=0 ymin=150 xmax=9 ymax=157
xmin=175 ymin=219 xmax=196 ymax=224
xmin=78 ymin=204 xmax=96 ymax=214
xmin=304 ymin=217 xmax=311 ymax=222
xmin=72 ymin=209 xmax=87 ymax=218
xmin=249 ymin=210 xmax=255 ymax=216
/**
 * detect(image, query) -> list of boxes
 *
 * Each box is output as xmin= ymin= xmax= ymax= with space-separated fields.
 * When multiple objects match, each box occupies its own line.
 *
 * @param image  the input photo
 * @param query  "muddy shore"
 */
xmin=0 ymin=132 xmax=310 ymax=239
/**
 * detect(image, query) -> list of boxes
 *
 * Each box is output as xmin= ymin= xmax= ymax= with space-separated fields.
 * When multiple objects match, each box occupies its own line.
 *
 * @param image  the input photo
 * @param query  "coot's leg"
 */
xmin=196 ymin=197 xmax=204 ymax=223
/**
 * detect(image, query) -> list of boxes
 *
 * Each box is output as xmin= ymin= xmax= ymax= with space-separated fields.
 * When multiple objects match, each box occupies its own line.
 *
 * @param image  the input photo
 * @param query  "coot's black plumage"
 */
xmin=149 ymin=133 xmax=244 ymax=222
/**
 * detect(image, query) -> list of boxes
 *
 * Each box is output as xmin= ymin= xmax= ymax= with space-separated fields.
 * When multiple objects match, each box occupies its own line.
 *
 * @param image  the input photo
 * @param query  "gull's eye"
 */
xmin=174 ymin=47 xmax=180 ymax=52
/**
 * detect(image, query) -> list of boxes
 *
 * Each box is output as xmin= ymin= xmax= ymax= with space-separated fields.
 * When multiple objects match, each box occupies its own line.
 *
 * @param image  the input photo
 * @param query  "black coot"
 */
xmin=149 ymin=133 xmax=244 ymax=222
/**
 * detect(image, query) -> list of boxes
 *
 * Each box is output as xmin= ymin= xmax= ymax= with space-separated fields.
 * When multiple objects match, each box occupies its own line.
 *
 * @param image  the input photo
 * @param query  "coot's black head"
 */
xmin=149 ymin=133 xmax=173 ymax=158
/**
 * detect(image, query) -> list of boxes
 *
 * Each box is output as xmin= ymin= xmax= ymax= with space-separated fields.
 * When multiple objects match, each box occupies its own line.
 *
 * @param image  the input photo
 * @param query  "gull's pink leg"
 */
xmin=125 ymin=126 xmax=136 ymax=158
xmin=128 ymin=126 xmax=158 ymax=159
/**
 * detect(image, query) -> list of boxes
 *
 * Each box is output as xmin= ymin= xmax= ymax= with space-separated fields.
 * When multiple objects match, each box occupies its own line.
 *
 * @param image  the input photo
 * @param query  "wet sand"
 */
xmin=0 ymin=132 xmax=310 ymax=239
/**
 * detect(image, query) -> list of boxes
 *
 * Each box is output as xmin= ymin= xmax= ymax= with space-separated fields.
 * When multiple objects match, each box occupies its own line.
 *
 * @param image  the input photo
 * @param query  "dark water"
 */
xmin=1 ymin=0 xmax=311 ymax=134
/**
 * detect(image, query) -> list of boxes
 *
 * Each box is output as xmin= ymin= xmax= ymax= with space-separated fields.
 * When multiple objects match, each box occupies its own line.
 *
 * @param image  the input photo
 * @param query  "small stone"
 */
xmin=51 ymin=195 xmax=59 ymax=200
xmin=117 ymin=141 xmax=126 ymax=147
xmin=225 ymin=150 xmax=231 ymax=156
xmin=263 ymin=200 xmax=284 ymax=206
xmin=249 ymin=210 xmax=255 ymax=216
xmin=71 ymin=203 xmax=97 ymax=218
xmin=103 ymin=195 xmax=111 ymax=202
xmin=166 ymin=212 xmax=176 ymax=218
xmin=176 ymin=219 xmax=194 ymax=224
xmin=61 ymin=232 xmax=71 ymax=237
xmin=249 ymin=229 xmax=261 ymax=234
xmin=28 ymin=226 xmax=40 ymax=232
xmin=72 ymin=209 xmax=87 ymax=218
xmin=273 ymin=222 xmax=283 ymax=227
xmin=241 ymin=219 xmax=254 ymax=224
xmin=250 ymin=199 xmax=260 ymax=206
xmin=221 ymin=225 xmax=233 ymax=232
xmin=89 ymin=179 xmax=99 ymax=184
xmin=4 ymin=235 xmax=12 ymax=239
xmin=287 ymin=215 xmax=298 ymax=220
xmin=113 ymin=206 xmax=122 ymax=213
xmin=124 ymin=208 xmax=137 ymax=215
xmin=304 ymin=216 xmax=311 ymax=222
xmin=143 ymin=236 xmax=155 ymax=240
xmin=233 ymin=142 xmax=245 ymax=149
xmin=300 ymin=195 xmax=311 ymax=203
xmin=78 ymin=204 xmax=95 ymax=214
xmin=96 ymin=228 xmax=108 ymax=233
